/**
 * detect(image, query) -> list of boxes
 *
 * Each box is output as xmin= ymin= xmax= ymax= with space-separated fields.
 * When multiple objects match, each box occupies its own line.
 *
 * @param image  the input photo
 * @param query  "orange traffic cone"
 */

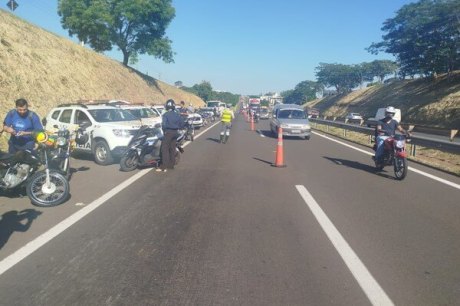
xmin=272 ymin=127 xmax=286 ymax=167
xmin=250 ymin=113 xmax=255 ymax=131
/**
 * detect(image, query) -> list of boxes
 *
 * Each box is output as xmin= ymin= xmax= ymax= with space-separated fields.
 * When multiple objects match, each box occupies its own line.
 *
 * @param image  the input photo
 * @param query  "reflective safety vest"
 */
xmin=221 ymin=109 xmax=233 ymax=123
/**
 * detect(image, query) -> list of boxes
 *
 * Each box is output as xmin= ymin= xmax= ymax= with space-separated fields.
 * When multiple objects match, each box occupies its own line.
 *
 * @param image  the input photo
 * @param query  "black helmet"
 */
xmin=75 ymin=129 xmax=89 ymax=145
xmin=165 ymin=99 xmax=176 ymax=110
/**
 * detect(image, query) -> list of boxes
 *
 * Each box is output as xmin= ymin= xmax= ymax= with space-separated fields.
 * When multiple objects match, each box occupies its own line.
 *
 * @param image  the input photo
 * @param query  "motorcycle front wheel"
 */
xmin=120 ymin=151 xmax=140 ymax=172
xmin=394 ymin=157 xmax=408 ymax=180
xmin=26 ymin=170 xmax=70 ymax=207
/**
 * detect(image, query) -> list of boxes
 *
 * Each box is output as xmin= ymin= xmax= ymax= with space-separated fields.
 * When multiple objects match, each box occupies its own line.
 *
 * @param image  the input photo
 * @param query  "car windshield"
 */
xmin=128 ymin=108 xmax=158 ymax=119
xmin=89 ymin=109 xmax=138 ymax=122
xmin=278 ymin=109 xmax=306 ymax=119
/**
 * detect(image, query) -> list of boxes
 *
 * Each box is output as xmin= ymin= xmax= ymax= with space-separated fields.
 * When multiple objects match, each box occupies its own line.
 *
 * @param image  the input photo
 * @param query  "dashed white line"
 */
xmin=312 ymin=131 xmax=460 ymax=191
xmin=0 ymin=121 xmax=220 ymax=276
xmin=295 ymin=185 xmax=394 ymax=306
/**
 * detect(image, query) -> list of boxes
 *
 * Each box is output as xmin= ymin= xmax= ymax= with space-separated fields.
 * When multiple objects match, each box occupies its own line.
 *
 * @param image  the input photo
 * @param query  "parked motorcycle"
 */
xmin=0 ymin=133 xmax=70 ymax=207
xmin=119 ymin=125 xmax=185 ymax=172
xmin=373 ymin=134 xmax=410 ymax=180
xmin=47 ymin=124 xmax=89 ymax=179
xmin=184 ymin=119 xmax=195 ymax=142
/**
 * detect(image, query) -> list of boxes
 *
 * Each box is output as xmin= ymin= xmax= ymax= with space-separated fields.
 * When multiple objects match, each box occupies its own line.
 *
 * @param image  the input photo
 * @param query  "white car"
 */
xmin=186 ymin=113 xmax=203 ymax=128
xmin=345 ymin=113 xmax=363 ymax=122
xmin=151 ymin=105 xmax=165 ymax=116
xmin=44 ymin=103 xmax=142 ymax=165
xmin=114 ymin=104 xmax=161 ymax=128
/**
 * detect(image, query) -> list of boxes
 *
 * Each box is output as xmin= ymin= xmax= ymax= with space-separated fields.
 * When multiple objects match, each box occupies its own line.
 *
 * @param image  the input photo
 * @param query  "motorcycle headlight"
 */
xmin=56 ymin=136 xmax=67 ymax=147
xmin=112 ymin=129 xmax=132 ymax=137
xmin=396 ymin=140 xmax=405 ymax=148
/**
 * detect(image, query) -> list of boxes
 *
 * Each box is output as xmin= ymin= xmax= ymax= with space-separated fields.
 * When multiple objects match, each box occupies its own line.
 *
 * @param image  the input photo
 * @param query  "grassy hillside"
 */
xmin=305 ymin=72 xmax=460 ymax=128
xmin=0 ymin=9 xmax=204 ymax=129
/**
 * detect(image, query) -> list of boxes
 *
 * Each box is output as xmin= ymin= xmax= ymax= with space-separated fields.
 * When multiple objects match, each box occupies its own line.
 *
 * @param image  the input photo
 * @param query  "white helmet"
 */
xmin=385 ymin=106 xmax=396 ymax=117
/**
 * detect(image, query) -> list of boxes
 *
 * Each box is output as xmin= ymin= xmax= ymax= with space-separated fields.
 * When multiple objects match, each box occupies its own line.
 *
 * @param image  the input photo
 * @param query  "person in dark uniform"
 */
xmin=157 ymin=99 xmax=185 ymax=172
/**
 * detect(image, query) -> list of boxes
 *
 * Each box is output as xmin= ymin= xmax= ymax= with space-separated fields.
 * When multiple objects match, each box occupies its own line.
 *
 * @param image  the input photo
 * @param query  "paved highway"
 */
xmin=0 ymin=114 xmax=459 ymax=305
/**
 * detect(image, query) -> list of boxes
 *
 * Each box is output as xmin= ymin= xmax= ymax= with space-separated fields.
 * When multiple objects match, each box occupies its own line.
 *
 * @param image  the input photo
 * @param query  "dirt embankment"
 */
xmin=0 ymin=9 xmax=204 ymax=122
xmin=305 ymin=72 xmax=460 ymax=129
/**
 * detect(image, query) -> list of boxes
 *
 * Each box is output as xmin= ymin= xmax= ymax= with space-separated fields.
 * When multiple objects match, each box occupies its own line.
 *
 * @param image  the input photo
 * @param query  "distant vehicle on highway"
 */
xmin=259 ymin=107 xmax=270 ymax=119
xmin=270 ymin=104 xmax=311 ymax=140
xmin=306 ymin=107 xmax=320 ymax=119
xmin=366 ymin=107 xmax=401 ymax=127
xmin=346 ymin=113 xmax=363 ymax=122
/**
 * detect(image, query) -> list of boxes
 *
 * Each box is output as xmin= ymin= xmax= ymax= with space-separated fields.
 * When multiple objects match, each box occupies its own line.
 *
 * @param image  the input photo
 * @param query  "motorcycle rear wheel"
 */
xmin=26 ymin=170 xmax=70 ymax=207
xmin=120 ymin=151 xmax=140 ymax=172
xmin=394 ymin=157 xmax=408 ymax=180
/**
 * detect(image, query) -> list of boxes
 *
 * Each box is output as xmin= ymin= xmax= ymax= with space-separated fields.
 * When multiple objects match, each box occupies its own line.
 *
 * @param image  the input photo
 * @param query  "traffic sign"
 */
xmin=6 ymin=0 xmax=18 ymax=11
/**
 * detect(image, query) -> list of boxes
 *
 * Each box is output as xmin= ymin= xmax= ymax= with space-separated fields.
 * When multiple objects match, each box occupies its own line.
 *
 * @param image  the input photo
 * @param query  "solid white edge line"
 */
xmin=312 ymin=131 xmax=460 ymax=191
xmin=295 ymin=185 xmax=394 ymax=306
xmin=0 ymin=121 xmax=220 ymax=276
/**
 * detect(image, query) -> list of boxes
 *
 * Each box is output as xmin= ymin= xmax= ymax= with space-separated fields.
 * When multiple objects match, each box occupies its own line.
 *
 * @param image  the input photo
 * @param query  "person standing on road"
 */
xmin=219 ymin=105 xmax=234 ymax=144
xmin=3 ymin=98 xmax=43 ymax=154
xmin=157 ymin=99 xmax=185 ymax=172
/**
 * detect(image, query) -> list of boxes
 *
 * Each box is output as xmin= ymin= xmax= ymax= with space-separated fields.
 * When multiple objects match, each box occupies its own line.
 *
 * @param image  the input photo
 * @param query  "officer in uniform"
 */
xmin=157 ymin=99 xmax=185 ymax=172
xmin=219 ymin=105 xmax=234 ymax=144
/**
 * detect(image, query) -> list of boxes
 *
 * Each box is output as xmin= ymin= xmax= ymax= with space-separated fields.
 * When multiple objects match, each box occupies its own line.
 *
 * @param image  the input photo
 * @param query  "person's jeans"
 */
xmin=160 ymin=130 xmax=178 ymax=170
xmin=375 ymin=135 xmax=389 ymax=160
xmin=8 ymin=141 xmax=35 ymax=154
xmin=220 ymin=122 xmax=231 ymax=136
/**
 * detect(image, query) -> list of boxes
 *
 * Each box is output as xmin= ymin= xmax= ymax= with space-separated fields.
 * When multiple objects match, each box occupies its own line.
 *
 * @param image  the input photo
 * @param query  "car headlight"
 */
xmin=112 ymin=129 xmax=132 ymax=137
xmin=303 ymin=125 xmax=311 ymax=130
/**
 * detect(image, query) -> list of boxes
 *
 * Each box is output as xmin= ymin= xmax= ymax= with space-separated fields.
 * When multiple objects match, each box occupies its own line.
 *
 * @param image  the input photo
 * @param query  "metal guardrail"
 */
xmin=310 ymin=118 xmax=460 ymax=155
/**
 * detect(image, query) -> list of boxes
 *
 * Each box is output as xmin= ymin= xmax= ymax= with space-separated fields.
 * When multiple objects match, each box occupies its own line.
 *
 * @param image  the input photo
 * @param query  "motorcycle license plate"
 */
xmin=291 ymin=130 xmax=301 ymax=133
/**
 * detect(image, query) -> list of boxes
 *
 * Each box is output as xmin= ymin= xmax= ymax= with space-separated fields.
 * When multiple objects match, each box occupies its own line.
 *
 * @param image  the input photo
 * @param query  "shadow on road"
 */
xmin=258 ymin=130 xmax=274 ymax=138
xmin=253 ymin=157 xmax=273 ymax=165
xmin=69 ymin=166 xmax=90 ymax=180
xmin=206 ymin=137 xmax=221 ymax=143
xmin=0 ymin=209 xmax=42 ymax=250
xmin=323 ymin=156 xmax=395 ymax=179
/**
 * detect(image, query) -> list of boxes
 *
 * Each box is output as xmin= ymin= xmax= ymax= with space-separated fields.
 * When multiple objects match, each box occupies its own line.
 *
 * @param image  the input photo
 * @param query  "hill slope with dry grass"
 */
xmin=305 ymin=72 xmax=460 ymax=128
xmin=0 ymin=9 xmax=204 ymax=122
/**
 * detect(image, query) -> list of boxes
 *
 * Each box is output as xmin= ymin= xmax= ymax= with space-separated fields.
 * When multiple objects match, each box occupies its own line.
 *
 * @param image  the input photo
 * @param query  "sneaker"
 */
xmin=155 ymin=168 xmax=167 ymax=172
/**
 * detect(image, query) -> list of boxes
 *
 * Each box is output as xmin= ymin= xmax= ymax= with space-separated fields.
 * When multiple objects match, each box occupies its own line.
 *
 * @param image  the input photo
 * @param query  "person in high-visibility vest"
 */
xmin=219 ymin=105 xmax=234 ymax=144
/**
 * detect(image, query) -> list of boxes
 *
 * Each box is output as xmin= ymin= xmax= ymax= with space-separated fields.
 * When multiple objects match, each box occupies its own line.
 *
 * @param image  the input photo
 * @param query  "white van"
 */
xmin=367 ymin=107 xmax=401 ymax=127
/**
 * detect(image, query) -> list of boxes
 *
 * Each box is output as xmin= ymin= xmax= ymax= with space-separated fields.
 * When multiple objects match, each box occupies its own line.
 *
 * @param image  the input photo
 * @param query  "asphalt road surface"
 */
xmin=1 ymin=114 xmax=459 ymax=305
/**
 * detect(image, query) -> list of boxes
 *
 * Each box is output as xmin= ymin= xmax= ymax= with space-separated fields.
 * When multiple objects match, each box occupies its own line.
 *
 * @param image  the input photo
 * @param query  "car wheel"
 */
xmin=94 ymin=140 xmax=114 ymax=165
xmin=305 ymin=136 xmax=310 ymax=140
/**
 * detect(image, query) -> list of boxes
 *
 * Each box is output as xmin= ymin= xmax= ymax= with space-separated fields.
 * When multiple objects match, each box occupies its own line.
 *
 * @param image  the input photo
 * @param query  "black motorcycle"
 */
xmin=48 ymin=124 xmax=89 ymax=179
xmin=0 ymin=137 xmax=70 ymax=207
xmin=119 ymin=125 xmax=185 ymax=172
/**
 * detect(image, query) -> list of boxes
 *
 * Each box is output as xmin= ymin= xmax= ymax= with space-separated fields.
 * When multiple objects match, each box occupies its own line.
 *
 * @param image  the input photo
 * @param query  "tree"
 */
xmin=58 ymin=0 xmax=175 ymax=66
xmin=192 ymin=81 xmax=213 ymax=102
xmin=367 ymin=0 xmax=460 ymax=76
xmin=315 ymin=63 xmax=361 ymax=93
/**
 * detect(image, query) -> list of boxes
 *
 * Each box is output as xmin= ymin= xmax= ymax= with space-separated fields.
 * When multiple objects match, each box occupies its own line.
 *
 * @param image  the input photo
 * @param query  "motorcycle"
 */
xmin=0 ymin=133 xmax=70 ymax=207
xmin=184 ymin=119 xmax=195 ymax=142
xmin=47 ymin=124 xmax=89 ymax=179
xmin=119 ymin=125 xmax=185 ymax=172
xmin=373 ymin=134 xmax=410 ymax=180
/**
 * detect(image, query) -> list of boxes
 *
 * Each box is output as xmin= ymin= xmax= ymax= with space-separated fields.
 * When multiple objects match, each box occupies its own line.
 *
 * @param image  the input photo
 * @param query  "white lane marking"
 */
xmin=312 ymin=131 xmax=460 ymax=191
xmin=0 ymin=121 xmax=220 ymax=276
xmin=295 ymin=185 xmax=394 ymax=306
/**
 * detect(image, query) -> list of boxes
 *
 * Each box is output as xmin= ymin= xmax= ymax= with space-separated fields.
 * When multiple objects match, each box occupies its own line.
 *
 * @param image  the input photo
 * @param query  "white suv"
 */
xmin=112 ymin=104 xmax=162 ymax=128
xmin=43 ymin=103 xmax=142 ymax=165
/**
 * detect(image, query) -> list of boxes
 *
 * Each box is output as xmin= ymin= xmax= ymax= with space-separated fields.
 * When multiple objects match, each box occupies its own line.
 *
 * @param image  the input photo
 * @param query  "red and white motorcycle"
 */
xmin=373 ymin=134 xmax=410 ymax=180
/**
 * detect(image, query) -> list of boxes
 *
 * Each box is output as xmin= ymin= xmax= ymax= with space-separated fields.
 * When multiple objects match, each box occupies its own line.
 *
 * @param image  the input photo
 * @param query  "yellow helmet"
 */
xmin=35 ymin=131 xmax=48 ymax=143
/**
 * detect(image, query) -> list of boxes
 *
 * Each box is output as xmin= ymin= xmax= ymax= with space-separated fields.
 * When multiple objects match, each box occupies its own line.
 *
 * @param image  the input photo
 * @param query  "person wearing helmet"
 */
xmin=3 ymin=98 xmax=43 ymax=153
xmin=219 ymin=104 xmax=234 ymax=144
xmin=374 ymin=106 xmax=411 ymax=164
xmin=157 ymin=99 xmax=185 ymax=172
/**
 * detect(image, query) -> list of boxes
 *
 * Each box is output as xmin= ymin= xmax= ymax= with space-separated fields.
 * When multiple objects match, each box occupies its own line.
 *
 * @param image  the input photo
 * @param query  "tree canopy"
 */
xmin=282 ymin=80 xmax=319 ymax=104
xmin=58 ymin=0 xmax=175 ymax=66
xmin=367 ymin=0 xmax=460 ymax=77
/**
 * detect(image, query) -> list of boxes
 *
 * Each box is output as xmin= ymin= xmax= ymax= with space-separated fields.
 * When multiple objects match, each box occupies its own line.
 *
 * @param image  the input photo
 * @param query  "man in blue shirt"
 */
xmin=157 ymin=99 xmax=185 ymax=172
xmin=3 ymin=98 xmax=43 ymax=154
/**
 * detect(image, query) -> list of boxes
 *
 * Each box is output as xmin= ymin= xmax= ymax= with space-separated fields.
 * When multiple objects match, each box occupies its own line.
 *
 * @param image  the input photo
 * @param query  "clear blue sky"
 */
xmin=7 ymin=0 xmax=414 ymax=95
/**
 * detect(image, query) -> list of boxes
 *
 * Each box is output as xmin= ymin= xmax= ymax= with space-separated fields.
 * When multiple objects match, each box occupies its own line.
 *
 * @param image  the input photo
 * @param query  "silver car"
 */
xmin=270 ymin=104 xmax=311 ymax=140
